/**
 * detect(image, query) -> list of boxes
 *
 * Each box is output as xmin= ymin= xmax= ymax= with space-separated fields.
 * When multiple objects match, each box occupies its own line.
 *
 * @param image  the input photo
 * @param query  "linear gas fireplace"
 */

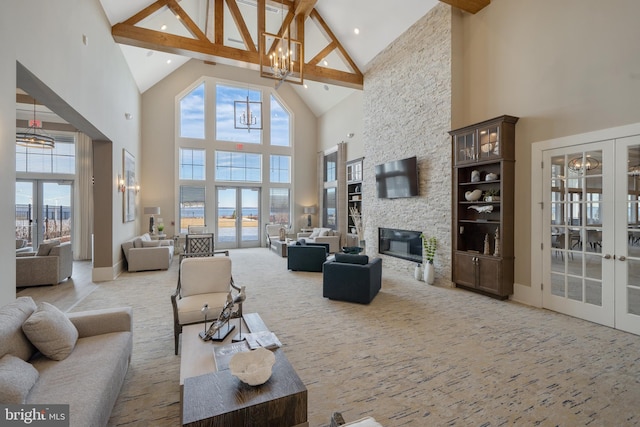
xmin=378 ymin=228 xmax=422 ymax=263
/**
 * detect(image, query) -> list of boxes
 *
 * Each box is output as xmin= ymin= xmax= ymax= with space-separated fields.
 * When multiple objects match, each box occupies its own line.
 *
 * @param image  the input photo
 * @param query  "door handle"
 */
xmin=619 ymin=255 xmax=627 ymax=261
xmin=603 ymin=254 xmax=612 ymax=259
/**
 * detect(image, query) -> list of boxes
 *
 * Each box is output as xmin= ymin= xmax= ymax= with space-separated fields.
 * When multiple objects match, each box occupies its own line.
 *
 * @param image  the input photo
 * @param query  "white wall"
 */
xmin=456 ymin=0 xmax=640 ymax=293
xmin=0 ymin=0 xmax=140 ymax=304
xmin=140 ymin=60 xmax=317 ymax=241
xmin=318 ymin=91 xmax=364 ymax=160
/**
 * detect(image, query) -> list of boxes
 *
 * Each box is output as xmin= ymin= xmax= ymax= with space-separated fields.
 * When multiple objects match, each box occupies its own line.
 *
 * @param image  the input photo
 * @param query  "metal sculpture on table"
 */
xmin=199 ymin=286 xmax=246 ymax=342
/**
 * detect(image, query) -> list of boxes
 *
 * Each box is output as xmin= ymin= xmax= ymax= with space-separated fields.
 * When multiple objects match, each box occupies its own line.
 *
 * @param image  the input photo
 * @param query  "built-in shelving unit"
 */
xmin=450 ymin=115 xmax=519 ymax=299
xmin=346 ymin=158 xmax=363 ymax=237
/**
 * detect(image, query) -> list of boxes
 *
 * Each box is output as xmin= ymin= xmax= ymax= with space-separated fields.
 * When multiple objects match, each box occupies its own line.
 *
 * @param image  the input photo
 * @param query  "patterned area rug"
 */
xmin=69 ymin=248 xmax=640 ymax=426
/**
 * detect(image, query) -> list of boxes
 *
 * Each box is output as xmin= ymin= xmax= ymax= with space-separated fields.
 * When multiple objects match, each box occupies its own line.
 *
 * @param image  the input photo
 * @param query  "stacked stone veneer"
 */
xmin=362 ymin=4 xmax=452 ymax=284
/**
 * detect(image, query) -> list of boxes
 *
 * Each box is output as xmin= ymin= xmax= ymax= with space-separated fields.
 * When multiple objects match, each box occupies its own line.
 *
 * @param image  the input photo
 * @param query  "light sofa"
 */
xmin=297 ymin=227 xmax=341 ymax=253
xmin=121 ymin=232 xmax=174 ymax=272
xmin=16 ymin=241 xmax=73 ymax=287
xmin=0 ymin=296 xmax=133 ymax=427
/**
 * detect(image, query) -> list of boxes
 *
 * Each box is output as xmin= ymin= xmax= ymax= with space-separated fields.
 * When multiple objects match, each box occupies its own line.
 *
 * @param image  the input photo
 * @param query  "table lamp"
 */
xmin=144 ymin=207 xmax=160 ymax=234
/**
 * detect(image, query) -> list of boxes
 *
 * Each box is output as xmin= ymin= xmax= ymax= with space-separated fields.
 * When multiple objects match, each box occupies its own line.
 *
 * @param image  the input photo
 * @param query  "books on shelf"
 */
xmin=244 ymin=331 xmax=282 ymax=350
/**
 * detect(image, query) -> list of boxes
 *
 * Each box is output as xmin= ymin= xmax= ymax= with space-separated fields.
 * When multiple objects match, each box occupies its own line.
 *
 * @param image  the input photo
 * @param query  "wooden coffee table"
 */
xmin=180 ymin=314 xmax=308 ymax=427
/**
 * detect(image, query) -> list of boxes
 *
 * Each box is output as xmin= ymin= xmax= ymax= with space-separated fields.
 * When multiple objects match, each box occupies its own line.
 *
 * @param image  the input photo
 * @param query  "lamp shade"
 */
xmin=144 ymin=207 xmax=160 ymax=215
xmin=303 ymin=206 xmax=316 ymax=214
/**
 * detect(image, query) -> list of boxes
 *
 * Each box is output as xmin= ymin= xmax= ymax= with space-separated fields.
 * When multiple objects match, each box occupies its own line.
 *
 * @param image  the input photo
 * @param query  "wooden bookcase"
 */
xmin=450 ymin=115 xmax=519 ymax=299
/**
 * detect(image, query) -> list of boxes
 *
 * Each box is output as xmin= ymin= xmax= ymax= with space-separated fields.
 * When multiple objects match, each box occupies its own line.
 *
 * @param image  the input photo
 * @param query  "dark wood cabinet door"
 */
xmin=476 ymin=256 xmax=502 ymax=294
xmin=454 ymin=252 xmax=477 ymax=288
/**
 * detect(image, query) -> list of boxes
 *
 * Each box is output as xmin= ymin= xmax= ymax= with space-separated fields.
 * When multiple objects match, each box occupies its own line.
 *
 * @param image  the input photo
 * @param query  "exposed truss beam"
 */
xmin=110 ymin=0 xmax=363 ymax=89
xmin=439 ymin=0 xmax=490 ymax=14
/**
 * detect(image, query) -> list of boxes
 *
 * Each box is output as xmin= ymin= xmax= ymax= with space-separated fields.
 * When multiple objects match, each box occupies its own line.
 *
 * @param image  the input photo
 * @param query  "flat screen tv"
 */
xmin=375 ymin=156 xmax=419 ymax=199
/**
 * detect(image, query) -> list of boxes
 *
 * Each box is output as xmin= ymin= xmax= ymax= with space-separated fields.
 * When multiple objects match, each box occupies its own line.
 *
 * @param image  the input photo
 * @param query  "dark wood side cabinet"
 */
xmin=450 ymin=115 xmax=519 ymax=299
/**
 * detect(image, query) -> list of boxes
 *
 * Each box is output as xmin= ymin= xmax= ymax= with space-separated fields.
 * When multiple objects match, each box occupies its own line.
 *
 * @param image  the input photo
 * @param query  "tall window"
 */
xmin=180 ymin=83 xmax=205 ymax=139
xmin=269 ymin=188 xmax=290 ymax=224
xmin=179 ymin=148 xmax=205 ymax=180
xmin=324 ymin=187 xmax=337 ymax=228
xmin=270 ymin=95 xmax=290 ymax=147
xmin=179 ymin=186 xmax=205 ymax=233
xmin=215 ymin=151 xmax=262 ymax=182
xmin=16 ymin=136 xmax=75 ymax=174
xmin=325 ymin=151 xmax=337 ymax=182
xmin=216 ymin=84 xmax=261 ymax=144
xmin=270 ymin=155 xmax=291 ymax=183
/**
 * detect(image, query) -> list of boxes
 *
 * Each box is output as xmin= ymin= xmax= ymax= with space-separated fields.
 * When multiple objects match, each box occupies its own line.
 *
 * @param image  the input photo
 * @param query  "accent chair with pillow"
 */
xmin=171 ymin=253 xmax=243 ymax=354
xmin=297 ymin=227 xmax=341 ymax=253
xmin=323 ymin=253 xmax=382 ymax=304
xmin=121 ymin=232 xmax=174 ymax=272
xmin=16 ymin=241 xmax=73 ymax=287
xmin=0 ymin=296 xmax=133 ymax=426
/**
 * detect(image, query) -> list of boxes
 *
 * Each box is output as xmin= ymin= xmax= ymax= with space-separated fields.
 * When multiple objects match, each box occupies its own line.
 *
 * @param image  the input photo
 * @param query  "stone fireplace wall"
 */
xmin=362 ymin=4 xmax=453 ymax=283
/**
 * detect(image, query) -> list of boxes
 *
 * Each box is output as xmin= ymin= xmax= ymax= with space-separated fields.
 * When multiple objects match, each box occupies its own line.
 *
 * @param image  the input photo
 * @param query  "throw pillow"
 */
xmin=142 ymin=240 xmax=161 ymax=248
xmin=22 ymin=302 xmax=79 ymax=361
xmin=0 ymin=297 xmax=37 ymax=361
xmin=296 ymin=239 xmax=307 ymax=246
xmin=36 ymin=240 xmax=60 ymax=256
xmin=335 ymin=253 xmax=369 ymax=265
xmin=308 ymin=228 xmax=321 ymax=238
xmin=0 ymin=354 xmax=39 ymax=404
xmin=133 ymin=237 xmax=144 ymax=248
xmin=318 ymin=227 xmax=331 ymax=237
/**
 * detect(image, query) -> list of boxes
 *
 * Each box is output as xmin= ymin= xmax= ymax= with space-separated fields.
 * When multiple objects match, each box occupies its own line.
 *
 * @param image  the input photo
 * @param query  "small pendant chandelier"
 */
xmin=16 ymin=100 xmax=55 ymax=149
xmin=234 ymin=94 xmax=262 ymax=132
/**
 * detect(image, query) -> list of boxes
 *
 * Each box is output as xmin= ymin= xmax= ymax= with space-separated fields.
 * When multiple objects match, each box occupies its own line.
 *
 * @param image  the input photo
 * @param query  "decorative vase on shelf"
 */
xmin=414 ymin=264 xmax=422 ymax=281
xmin=423 ymin=262 xmax=435 ymax=285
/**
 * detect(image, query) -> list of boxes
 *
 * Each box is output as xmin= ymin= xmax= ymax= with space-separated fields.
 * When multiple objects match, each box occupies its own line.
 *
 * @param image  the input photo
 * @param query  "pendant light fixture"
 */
xmin=16 ymin=100 xmax=55 ymax=149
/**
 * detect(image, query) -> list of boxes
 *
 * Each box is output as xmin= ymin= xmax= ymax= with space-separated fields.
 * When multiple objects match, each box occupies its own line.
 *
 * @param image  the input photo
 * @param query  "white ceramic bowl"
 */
xmin=229 ymin=348 xmax=276 ymax=386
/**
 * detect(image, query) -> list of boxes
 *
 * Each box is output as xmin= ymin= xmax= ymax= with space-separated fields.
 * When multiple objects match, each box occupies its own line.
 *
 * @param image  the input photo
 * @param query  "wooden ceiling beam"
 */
xmin=439 ymin=0 xmax=490 ymax=14
xmin=111 ymin=0 xmax=363 ymax=89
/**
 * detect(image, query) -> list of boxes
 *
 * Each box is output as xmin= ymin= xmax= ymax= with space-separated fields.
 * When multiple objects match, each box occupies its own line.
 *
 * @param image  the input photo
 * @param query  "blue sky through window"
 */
xmin=180 ymin=83 xmax=205 ymax=139
xmin=270 ymin=95 xmax=290 ymax=147
xmin=216 ymin=84 xmax=261 ymax=143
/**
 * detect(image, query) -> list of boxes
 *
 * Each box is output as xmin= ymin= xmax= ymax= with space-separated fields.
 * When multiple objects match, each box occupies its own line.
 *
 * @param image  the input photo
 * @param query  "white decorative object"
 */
xmin=423 ymin=262 xmax=435 ymax=285
xmin=464 ymin=189 xmax=483 ymax=201
xmin=485 ymin=173 xmax=498 ymax=181
xmin=468 ymin=205 xmax=494 ymax=213
xmin=471 ymin=170 xmax=480 ymax=182
xmin=229 ymin=348 xmax=276 ymax=386
xmin=414 ymin=264 xmax=422 ymax=281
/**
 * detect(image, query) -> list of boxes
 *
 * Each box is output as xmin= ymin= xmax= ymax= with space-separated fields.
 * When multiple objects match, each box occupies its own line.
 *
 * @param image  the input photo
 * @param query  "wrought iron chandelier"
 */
xmin=234 ymin=95 xmax=262 ymax=132
xmin=567 ymin=155 xmax=600 ymax=173
xmin=16 ymin=100 xmax=55 ymax=149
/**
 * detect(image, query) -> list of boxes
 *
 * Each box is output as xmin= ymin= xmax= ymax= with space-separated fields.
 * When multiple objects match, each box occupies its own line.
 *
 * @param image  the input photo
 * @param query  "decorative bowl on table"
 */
xmin=342 ymin=246 xmax=363 ymax=254
xmin=229 ymin=348 xmax=276 ymax=386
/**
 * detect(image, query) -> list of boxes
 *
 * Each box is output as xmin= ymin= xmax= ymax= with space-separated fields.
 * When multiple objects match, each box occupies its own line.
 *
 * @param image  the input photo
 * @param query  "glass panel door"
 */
xmin=543 ymin=143 xmax=615 ymax=327
xmin=16 ymin=180 xmax=72 ymax=249
xmin=615 ymin=136 xmax=640 ymax=335
xmin=216 ymin=187 xmax=260 ymax=249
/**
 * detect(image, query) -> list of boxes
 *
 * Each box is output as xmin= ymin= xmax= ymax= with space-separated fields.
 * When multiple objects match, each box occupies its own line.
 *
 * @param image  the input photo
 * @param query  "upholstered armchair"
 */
xmin=16 ymin=241 xmax=73 ymax=287
xmin=171 ymin=253 xmax=242 ymax=354
xmin=265 ymin=224 xmax=284 ymax=248
xmin=287 ymin=242 xmax=329 ymax=272
xmin=323 ymin=253 xmax=382 ymax=304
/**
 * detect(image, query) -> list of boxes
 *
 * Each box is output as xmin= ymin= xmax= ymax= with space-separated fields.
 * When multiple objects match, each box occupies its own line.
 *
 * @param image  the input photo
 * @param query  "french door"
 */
xmin=542 ymin=138 xmax=640 ymax=335
xmin=15 ymin=179 xmax=73 ymax=248
xmin=215 ymin=187 xmax=260 ymax=249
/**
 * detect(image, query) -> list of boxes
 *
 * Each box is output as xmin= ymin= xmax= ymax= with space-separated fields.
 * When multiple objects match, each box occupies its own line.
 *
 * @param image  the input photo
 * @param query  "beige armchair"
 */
xmin=16 ymin=241 xmax=73 ymax=287
xmin=171 ymin=253 xmax=242 ymax=354
xmin=265 ymin=224 xmax=284 ymax=248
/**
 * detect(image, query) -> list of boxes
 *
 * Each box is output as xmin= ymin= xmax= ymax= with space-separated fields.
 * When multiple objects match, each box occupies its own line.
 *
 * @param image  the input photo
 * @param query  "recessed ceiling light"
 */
xmin=166 ymin=59 xmax=172 ymax=64
xmin=323 ymin=85 xmax=329 ymax=91
xmin=323 ymin=60 xmax=328 ymax=66
xmin=354 ymin=28 xmax=360 ymax=35
xmin=303 ymin=84 xmax=308 ymax=89
xmin=160 ymin=24 xmax=167 ymax=31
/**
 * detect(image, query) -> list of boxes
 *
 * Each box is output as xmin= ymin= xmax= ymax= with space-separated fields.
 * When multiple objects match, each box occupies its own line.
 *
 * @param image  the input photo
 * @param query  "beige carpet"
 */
xmin=68 ymin=248 xmax=640 ymax=426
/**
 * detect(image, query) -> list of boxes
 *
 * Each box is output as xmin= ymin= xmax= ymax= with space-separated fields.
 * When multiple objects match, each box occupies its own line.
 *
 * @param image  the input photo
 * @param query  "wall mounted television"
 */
xmin=375 ymin=156 xmax=419 ymax=199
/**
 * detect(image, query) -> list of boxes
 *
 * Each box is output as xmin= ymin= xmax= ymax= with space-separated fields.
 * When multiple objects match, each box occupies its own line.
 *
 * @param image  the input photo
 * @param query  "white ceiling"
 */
xmin=98 ymin=0 xmax=440 ymax=116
